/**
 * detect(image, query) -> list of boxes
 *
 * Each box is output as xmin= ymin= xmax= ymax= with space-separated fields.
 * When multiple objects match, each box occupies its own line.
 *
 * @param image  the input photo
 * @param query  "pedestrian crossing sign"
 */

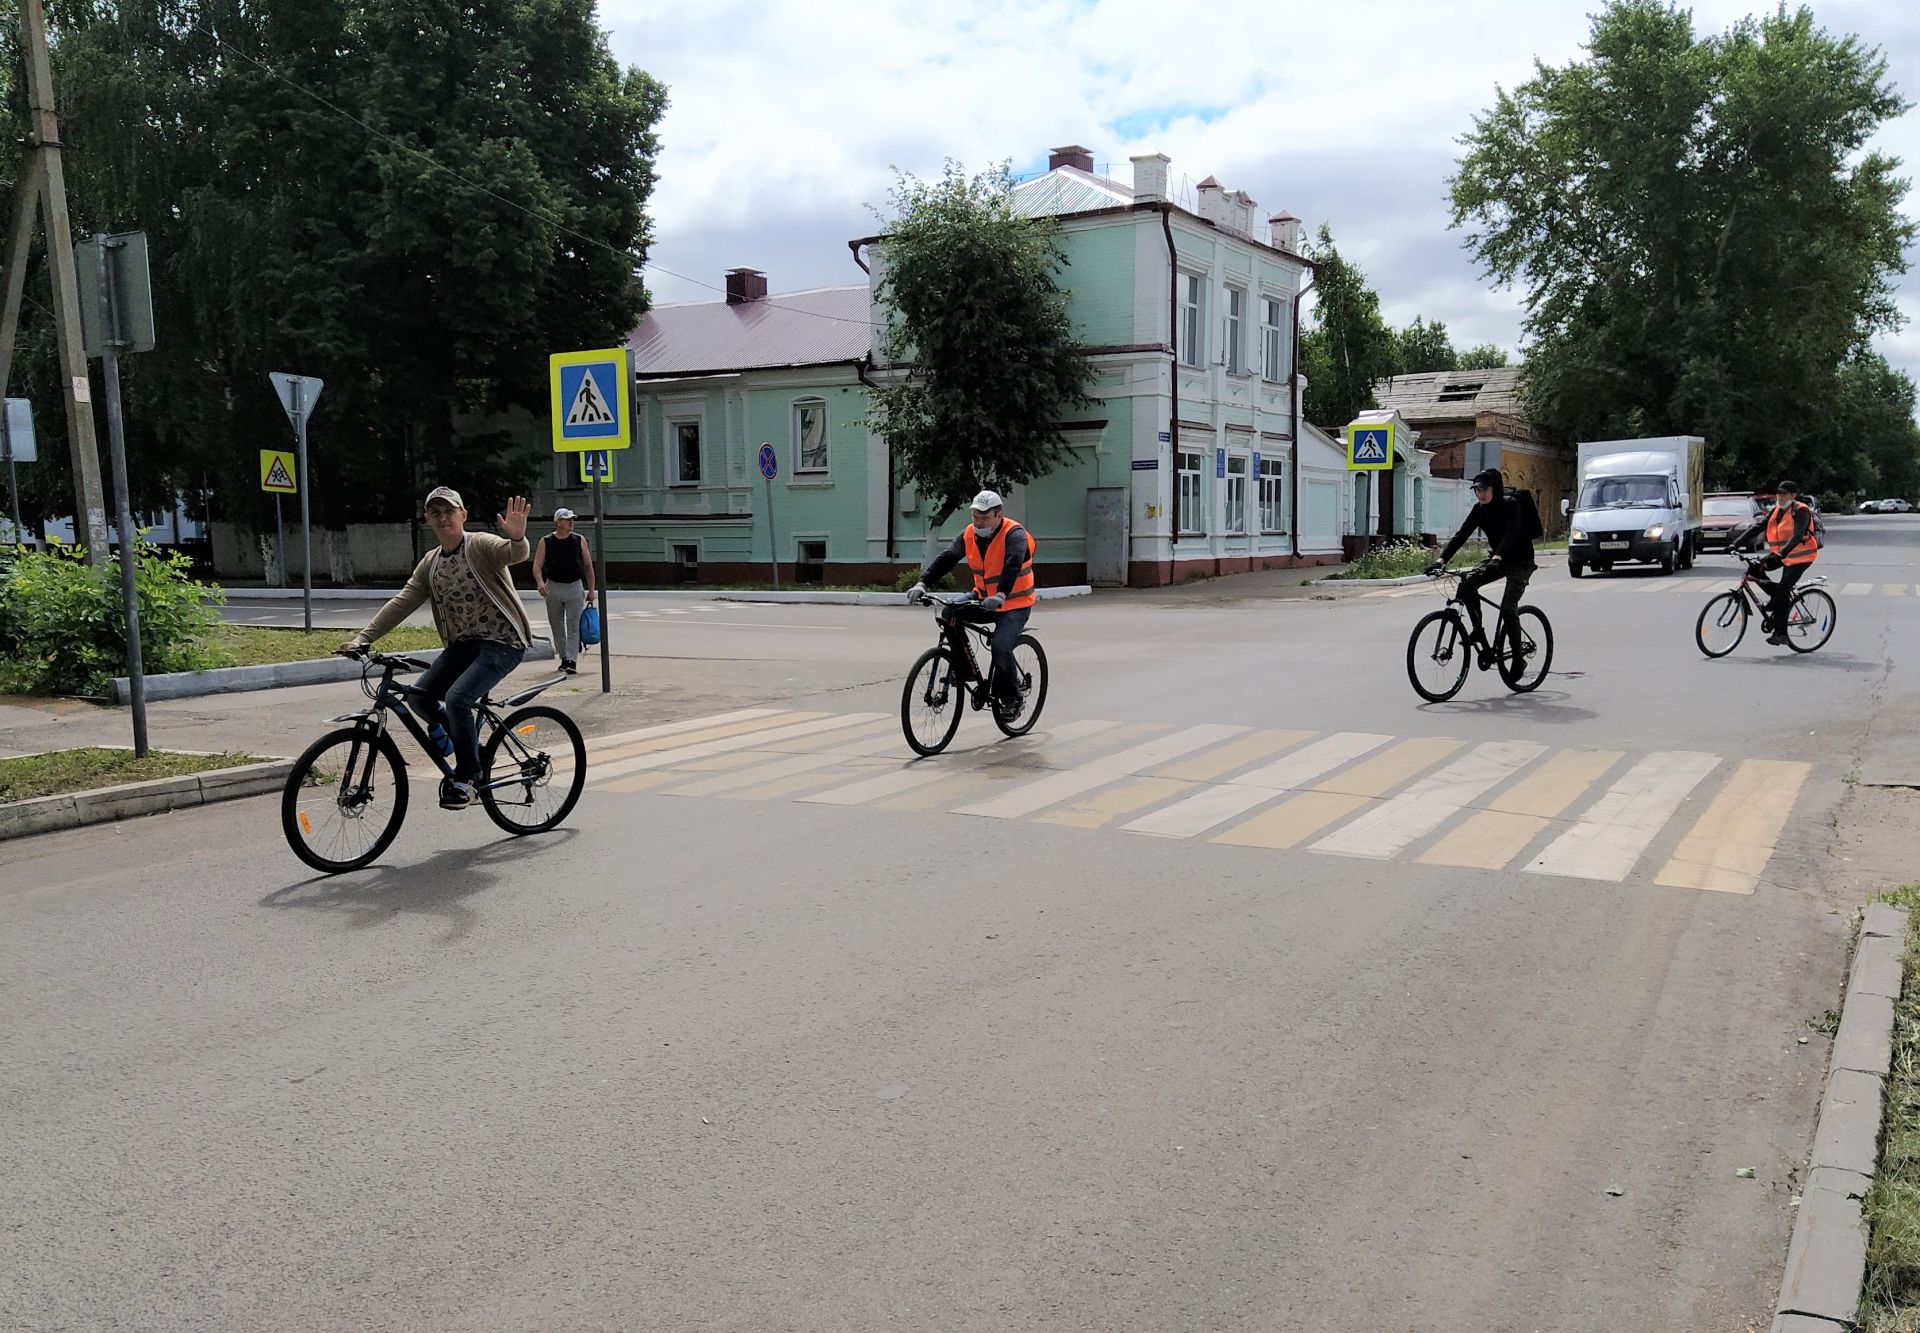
xmin=579 ymin=450 xmax=614 ymax=485
xmin=259 ymin=448 xmax=298 ymax=494
xmin=549 ymin=348 xmax=632 ymax=453
xmin=1346 ymin=423 xmax=1393 ymax=471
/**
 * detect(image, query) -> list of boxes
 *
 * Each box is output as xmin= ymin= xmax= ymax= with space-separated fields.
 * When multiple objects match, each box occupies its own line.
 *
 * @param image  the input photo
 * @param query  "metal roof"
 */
xmin=628 ymin=285 xmax=873 ymax=377
xmin=1371 ymin=365 xmax=1528 ymax=423
xmin=1009 ymin=165 xmax=1134 ymax=219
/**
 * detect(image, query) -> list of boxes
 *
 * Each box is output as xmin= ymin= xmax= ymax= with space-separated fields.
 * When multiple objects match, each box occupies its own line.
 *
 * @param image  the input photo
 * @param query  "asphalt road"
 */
xmin=5 ymin=515 xmax=1918 ymax=1332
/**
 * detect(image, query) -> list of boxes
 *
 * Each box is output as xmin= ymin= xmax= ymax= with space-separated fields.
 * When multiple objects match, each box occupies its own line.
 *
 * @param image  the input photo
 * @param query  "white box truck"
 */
xmin=1564 ymin=436 xmax=1707 ymax=578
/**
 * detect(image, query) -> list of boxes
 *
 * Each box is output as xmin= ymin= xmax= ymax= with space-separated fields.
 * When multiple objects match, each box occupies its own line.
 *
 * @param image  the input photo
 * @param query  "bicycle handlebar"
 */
xmin=339 ymin=645 xmax=431 ymax=672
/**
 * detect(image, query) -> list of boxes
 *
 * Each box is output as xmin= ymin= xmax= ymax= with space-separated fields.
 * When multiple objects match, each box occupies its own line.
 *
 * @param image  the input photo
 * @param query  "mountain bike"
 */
xmin=900 ymin=591 xmax=1049 ymax=755
xmin=281 ymin=647 xmax=587 ymax=874
xmin=1406 ymin=565 xmax=1554 ymax=702
xmin=1694 ymin=554 xmax=1835 ymax=658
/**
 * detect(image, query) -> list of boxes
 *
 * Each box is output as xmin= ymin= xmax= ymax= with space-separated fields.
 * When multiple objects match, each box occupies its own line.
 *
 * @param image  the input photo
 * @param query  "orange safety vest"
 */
xmin=1766 ymin=503 xmax=1820 ymax=566
xmin=963 ymin=519 xmax=1037 ymax=611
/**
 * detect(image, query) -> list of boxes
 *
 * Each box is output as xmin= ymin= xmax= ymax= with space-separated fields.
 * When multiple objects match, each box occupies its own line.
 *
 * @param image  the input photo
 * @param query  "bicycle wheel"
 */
xmin=1407 ymin=609 xmax=1472 ymax=702
xmin=282 ymin=727 xmax=409 ymax=874
xmin=1495 ymin=607 xmax=1554 ymax=692
xmin=901 ymin=645 xmax=964 ymax=756
xmin=480 ymin=705 xmax=587 ymax=834
xmin=1694 ymin=591 xmax=1748 ymax=658
xmin=1785 ymin=588 xmax=1836 ymax=654
xmin=992 ymin=635 xmax=1050 ymax=738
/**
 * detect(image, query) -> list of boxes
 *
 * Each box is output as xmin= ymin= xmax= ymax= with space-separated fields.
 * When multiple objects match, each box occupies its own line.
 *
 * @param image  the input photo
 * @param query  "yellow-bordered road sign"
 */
xmin=579 ymin=450 xmax=615 ymax=484
xmin=1346 ymin=423 xmax=1394 ymax=471
xmin=260 ymin=448 xmax=298 ymax=494
xmin=549 ymin=348 xmax=632 ymax=453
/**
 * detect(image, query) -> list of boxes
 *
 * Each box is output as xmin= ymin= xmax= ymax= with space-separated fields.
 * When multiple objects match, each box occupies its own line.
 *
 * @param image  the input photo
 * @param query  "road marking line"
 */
xmin=1885 ymin=585 xmax=1908 ymax=597
xmin=1312 ymin=740 xmax=1548 ymax=859
xmin=1037 ymin=777 xmax=1196 ymax=828
xmin=1313 ymin=736 xmax=1462 ymax=797
xmin=1841 ymin=582 xmax=1873 ymax=595
xmin=1212 ymin=792 xmax=1370 ymax=850
xmin=1126 ymin=730 xmax=1393 ymax=838
xmin=722 ymin=759 xmax=900 ymax=802
xmin=953 ymin=724 xmax=1247 ymax=819
xmin=589 ymin=712 xmax=885 ymax=782
xmin=1418 ymin=810 xmax=1552 ymax=869
xmin=663 ymin=725 xmax=903 ymax=797
xmin=676 ymin=750 xmax=783 ymax=773
xmin=1526 ymin=751 xmax=1721 ymax=881
xmin=1484 ymin=749 xmax=1624 ymax=818
xmin=585 ymin=708 xmax=785 ymax=751
xmin=1152 ymin=729 xmax=1315 ymax=782
xmin=592 ymin=712 xmax=821 ymax=762
xmin=1224 ymin=731 xmax=1394 ymax=792
xmin=1654 ymin=759 xmax=1811 ymax=893
xmin=794 ymin=719 xmax=1121 ymax=808
xmin=1637 ymin=580 xmax=1675 ymax=593
xmin=597 ymin=771 xmax=684 ymax=794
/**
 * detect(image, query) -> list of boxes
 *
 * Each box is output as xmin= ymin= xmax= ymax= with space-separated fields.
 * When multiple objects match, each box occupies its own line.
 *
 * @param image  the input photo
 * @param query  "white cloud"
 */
xmin=605 ymin=0 xmax=1920 ymax=389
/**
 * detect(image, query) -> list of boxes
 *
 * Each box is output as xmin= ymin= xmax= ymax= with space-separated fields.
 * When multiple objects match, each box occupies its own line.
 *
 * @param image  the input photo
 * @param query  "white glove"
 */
xmin=982 ymin=594 xmax=1006 ymax=612
xmin=908 ymin=581 xmax=927 ymax=602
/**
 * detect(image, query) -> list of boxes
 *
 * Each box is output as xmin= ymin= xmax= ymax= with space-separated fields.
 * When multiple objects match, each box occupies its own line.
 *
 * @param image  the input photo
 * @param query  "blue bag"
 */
xmin=578 ymin=606 xmax=601 ymax=647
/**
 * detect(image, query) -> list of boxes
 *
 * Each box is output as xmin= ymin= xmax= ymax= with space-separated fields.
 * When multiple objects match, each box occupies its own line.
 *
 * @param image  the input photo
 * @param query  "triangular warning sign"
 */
xmin=264 ymin=457 xmax=295 ymax=490
xmin=565 ymin=371 xmax=615 ymax=427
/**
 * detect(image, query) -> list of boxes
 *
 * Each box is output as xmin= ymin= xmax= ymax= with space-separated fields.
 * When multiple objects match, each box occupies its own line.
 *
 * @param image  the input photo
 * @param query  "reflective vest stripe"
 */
xmin=1767 ymin=504 xmax=1819 ymax=566
xmin=963 ymin=520 xmax=1037 ymax=610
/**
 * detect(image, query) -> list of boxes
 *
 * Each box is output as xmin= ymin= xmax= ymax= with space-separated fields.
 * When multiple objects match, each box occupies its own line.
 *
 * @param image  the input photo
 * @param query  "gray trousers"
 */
xmin=543 ymin=580 xmax=586 ymax=660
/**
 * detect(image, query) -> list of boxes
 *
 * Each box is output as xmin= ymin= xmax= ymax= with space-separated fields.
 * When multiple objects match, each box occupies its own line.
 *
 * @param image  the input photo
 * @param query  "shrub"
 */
xmin=1 ymin=542 xmax=225 ymax=695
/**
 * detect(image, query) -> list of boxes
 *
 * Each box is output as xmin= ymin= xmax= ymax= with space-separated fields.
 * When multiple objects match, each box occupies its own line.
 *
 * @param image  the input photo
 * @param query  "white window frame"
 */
xmin=1225 ymin=286 xmax=1247 ymax=375
xmin=1178 ymin=273 xmax=1206 ymax=368
xmin=792 ymin=398 xmax=829 ymax=474
xmin=1224 ymin=453 xmax=1249 ymax=534
xmin=1261 ymin=297 xmax=1288 ymax=382
xmin=1177 ymin=448 xmax=1205 ymax=535
xmin=1259 ymin=454 xmax=1288 ymax=533
xmin=668 ymin=415 xmax=703 ymax=486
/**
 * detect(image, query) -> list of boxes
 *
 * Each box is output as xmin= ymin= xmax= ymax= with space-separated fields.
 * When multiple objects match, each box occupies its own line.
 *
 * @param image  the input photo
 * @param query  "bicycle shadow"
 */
xmin=258 ymin=828 xmax=579 ymax=942
xmin=1414 ymin=688 xmax=1598 ymax=724
xmin=1710 ymin=652 xmax=1882 ymax=674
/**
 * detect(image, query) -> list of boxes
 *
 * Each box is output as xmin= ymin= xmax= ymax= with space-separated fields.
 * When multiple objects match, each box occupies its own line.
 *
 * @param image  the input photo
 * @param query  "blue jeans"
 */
xmin=412 ymin=638 xmax=524 ymax=781
xmin=952 ymin=604 xmax=1031 ymax=704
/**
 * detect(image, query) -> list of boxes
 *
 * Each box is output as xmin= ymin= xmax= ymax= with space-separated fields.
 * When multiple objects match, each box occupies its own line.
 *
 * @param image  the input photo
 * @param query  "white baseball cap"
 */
xmin=424 ymin=486 xmax=463 ymax=510
xmin=971 ymin=489 xmax=1005 ymax=512
xmin=554 ymin=508 xmax=576 ymax=521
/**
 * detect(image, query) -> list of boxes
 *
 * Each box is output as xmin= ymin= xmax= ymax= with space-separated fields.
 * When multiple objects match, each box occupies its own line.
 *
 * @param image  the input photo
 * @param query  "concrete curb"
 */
xmin=112 ymin=640 xmax=555 ymax=704
xmin=0 ymin=759 xmax=295 ymax=842
xmin=1772 ymin=903 xmax=1908 ymax=1331
xmin=714 ymin=585 xmax=1095 ymax=607
xmin=219 ymin=585 xmax=1096 ymax=606
xmin=1306 ymin=550 xmax=1570 ymax=589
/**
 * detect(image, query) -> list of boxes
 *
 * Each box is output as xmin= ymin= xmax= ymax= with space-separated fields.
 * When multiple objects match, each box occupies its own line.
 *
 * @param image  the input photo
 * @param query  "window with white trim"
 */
xmin=1178 ymin=273 xmax=1206 ymax=368
xmin=1177 ymin=448 xmax=1204 ymax=534
xmin=1259 ymin=455 xmax=1288 ymax=532
xmin=669 ymin=418 xmax=702 ymax=485
xmin=1262 ymin=297 xmax=1289 ymax=381
xmin=1225 ymin=287 xmax=1247 ymax=374
xmin=793 ymin=399 xmax=829 ymax=473
xmin=1224 ymin=453 xmax=1248 ymax=533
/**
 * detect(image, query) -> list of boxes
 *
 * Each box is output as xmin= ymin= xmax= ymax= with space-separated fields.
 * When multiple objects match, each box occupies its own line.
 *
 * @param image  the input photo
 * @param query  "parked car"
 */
xmin=1859 ymin=498 xmax=1914 ymax=513
xmin=1699 ymin=494 xmax=1766 ymax=553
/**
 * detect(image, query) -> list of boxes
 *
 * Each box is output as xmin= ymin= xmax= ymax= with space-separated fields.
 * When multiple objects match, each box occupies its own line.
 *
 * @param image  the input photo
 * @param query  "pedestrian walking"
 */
xmin=533 ymin=507 xmax=596 ymax=674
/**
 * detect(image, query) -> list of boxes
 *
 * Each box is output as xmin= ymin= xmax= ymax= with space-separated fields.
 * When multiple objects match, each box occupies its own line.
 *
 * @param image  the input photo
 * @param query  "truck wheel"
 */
xmin=1569 ymin=560 xmax=1584 ymax=579
xmin=1679 ymin=534 xmax=1695 ymax=569
xmin=1659 ymin=541 xmax=1677 ymax=575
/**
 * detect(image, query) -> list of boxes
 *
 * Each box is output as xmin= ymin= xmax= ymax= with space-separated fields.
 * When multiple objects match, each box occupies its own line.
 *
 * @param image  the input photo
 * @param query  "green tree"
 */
xmin=2 ymin=0 xmax=665 ymax=536
xmin=1450 ymin=1 xmax=1913 ymax=486
xmin=1299 ymin=225 xmax=1398 ymax=428
xmin=866 ymin=163 xmax=1094 ymax=522
xmin=1458 ymin=343 xmax=1509 ymax=370
xmin=1396 ymin=317 xmax=1458 ymax=374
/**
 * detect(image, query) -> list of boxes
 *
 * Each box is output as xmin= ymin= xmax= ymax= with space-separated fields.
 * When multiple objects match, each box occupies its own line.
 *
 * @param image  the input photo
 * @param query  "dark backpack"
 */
xmin=1508 ymin=488 xmax=1544 ymax=540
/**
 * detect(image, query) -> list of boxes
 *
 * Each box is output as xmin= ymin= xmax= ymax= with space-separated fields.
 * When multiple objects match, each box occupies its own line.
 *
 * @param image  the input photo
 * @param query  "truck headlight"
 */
xmin=1571 ymin=527 xmax=1586 ymax=542
xmin=1644 ymin=524 xmax=1665 ymax=539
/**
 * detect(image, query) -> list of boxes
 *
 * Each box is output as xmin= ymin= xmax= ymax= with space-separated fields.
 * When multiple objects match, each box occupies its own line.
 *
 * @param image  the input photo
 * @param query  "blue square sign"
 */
xmin=1345 ymin=423 xmax=1393 ymax=471
xmin=549 ymin=348 xmax=631 ymax=452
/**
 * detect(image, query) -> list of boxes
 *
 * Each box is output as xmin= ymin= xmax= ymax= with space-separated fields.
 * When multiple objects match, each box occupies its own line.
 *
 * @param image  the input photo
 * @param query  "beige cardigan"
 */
xmin=355 ymin=532 xmax=534 ymax=648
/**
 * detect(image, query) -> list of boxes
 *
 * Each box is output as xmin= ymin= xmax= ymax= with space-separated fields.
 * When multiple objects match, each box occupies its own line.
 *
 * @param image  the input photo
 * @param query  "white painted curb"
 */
xmin=0 ymin=759 xmax=296 ymax=842
xmin=112 ymin=640 xmax=555 ymax=704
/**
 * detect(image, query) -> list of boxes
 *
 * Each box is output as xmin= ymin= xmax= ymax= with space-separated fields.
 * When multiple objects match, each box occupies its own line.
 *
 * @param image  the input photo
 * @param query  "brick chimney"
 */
xmin=1048 ymin=144 xmax=1095 ymax=173
xmin=1130 ymin=152 xmax=1170 ymax=203
xmin=1269 ymin=212 xmax=1302 ymax=253
xmin=1196 ymin=176 xmax=1225 ymax=227
xmin=725 ymin=267 xmax=767 ymax=305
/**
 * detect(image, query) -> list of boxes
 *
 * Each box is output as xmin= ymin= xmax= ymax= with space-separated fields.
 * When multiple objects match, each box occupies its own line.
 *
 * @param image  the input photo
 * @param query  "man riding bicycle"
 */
xmin=339 ymin=487 xmax=534 ymax=809
xmin=909 ymin=490 xmax=1036 ymax=721
xmin=1752 ymin=479 xmax=1820 ymax=645
xmin=1425 ymin=468 xmax=1537 ymax=669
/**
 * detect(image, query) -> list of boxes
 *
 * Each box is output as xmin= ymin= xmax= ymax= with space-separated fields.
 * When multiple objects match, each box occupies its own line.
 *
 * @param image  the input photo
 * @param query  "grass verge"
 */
xmin=212 ymin=624 xmax=441 ymax=667
xmin=1861 ymin=884 xmax=1920 ymax=1331
xmin=0 ymin=747 xmax=267 ymax=802
xmin=1328 ymin=539 xmax=1489 ymax=581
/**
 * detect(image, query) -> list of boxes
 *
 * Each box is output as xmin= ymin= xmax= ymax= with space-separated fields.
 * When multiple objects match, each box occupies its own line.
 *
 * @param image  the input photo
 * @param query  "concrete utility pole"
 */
xmin=0 ymin=0 xmax=113 ymax=562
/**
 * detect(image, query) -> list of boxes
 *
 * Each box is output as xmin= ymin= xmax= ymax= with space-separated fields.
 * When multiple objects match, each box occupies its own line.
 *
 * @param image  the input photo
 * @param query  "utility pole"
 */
xmin=0 ymin=0 xmax=112 ymax=563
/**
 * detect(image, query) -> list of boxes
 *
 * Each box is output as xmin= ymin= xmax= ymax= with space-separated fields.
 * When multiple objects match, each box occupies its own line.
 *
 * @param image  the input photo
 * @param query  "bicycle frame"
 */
xmin=924 ymin=598 xmax=999 ymax=705
xmin=1729 ymin=558 xmax=1829 ymax=621
xmin=329 ymin=656 xmax=558 ymax=796
xmin=1437 ymin=573 xmax=1518 ymax=656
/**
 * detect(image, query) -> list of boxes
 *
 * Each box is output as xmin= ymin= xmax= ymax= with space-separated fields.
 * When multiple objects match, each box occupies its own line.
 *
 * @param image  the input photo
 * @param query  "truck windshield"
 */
xmin=1578 ymin=476 xmax=1667 ymax=509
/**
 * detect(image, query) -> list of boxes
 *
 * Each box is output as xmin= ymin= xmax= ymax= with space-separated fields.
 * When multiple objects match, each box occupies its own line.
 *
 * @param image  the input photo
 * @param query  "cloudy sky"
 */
xmin=601 ymin=0 xmax=1920 ymax=392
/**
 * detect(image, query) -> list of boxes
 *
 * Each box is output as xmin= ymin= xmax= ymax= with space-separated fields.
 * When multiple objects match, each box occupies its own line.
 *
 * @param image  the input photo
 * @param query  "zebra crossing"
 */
xmin=565 ymin=708 xmax=1814 ymax=894
xmin=1359 ymin=574 xmax=1916 ymax=600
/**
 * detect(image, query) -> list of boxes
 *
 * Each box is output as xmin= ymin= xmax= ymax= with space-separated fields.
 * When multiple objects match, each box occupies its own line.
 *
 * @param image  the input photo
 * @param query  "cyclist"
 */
xmin=1753 ymin=479 xmax=1820 ymax=645
xmin=908 ymin=489 xmax=1036 ymax=720
xmin=339 ymin=487 xmax=534 ymax=809
xmin=1425 ymin=467 xmax=1537 ymax=669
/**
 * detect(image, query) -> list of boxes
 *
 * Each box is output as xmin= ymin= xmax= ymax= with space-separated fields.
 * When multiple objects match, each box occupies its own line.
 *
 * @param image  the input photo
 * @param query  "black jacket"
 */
xmin=1443 ymin=496 xmax=1536 ymax=570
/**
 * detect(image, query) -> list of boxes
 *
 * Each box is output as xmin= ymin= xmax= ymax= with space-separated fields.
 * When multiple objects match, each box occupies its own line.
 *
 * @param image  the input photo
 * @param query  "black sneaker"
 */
xmin=992 ymin=695 xmax=1021 ymax=722
xmin=562 ymin=659 xmax=578 ymax=675
xmin=439 ymin=778 xmax=476 ymax=810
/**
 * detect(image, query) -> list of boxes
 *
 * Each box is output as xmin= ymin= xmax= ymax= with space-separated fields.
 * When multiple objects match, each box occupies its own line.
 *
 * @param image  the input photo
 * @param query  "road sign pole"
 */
xmin=274 ymin=493 xmax=285 ymax=587
xmin=1 ymin=406 xmax=19 ymax=540
xmin=97 ymin=235 xmax=146 ymax=755
xmin=594 ymin=498 xmax=609 ymax=694
xmin=294 ymin=382 xmax=311 ymax=632
xmin=765 ymin=475 xmax=780 ymax=591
